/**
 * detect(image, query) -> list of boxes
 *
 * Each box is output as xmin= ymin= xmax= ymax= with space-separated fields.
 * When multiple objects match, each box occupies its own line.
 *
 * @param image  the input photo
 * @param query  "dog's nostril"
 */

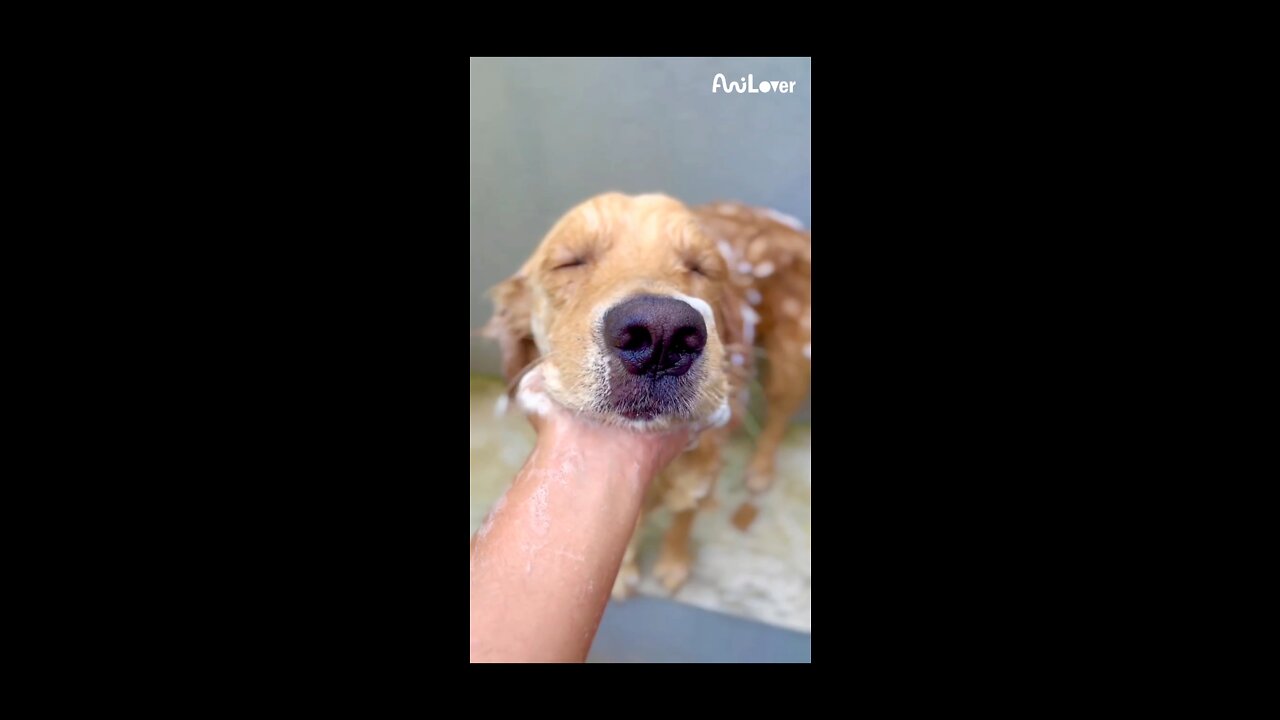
xmin=673 ymin=327 xmax=704 ymax=352
xmin=616 ymin=325 xmax=652 ymax=351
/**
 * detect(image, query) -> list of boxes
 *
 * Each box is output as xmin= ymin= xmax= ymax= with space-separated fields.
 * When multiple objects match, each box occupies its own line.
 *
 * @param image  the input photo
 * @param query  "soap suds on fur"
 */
xmin=516 ymin=370 xmax=555 ymax=417
xmin=741 ymin=305 xmax=759 ymax=347
xmin=671 ymin=293 xmax=717 ymax=333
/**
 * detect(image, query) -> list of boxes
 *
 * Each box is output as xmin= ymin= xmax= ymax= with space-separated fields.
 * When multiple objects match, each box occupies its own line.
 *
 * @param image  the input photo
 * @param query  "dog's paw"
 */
xmin=654 ymin=552 xmax=692 ymax=593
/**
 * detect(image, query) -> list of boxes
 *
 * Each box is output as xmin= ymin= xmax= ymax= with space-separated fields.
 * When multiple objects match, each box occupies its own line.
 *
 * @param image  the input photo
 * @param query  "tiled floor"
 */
xmin=470 ymin=377 xmax=811 ymax=633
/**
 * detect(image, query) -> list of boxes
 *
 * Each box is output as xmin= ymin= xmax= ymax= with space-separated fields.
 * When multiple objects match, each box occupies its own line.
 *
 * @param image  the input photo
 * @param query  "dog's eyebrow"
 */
xmin=557 ymin=223 xmax=621 ymax=261
xmin=549 ymin=242 xmax=579 ymax=258
xmin=672 ymin=221 xmax=717 ymax=254
xmin=543 ymin=244 xmax=589 ymax=269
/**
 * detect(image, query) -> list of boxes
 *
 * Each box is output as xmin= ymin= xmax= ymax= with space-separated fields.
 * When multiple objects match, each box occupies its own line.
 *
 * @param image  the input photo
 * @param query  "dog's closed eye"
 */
xmin=683 ymin=253 xmax=724 ymax=281
xmin=548 ymin=245 xmax=592 ymax=271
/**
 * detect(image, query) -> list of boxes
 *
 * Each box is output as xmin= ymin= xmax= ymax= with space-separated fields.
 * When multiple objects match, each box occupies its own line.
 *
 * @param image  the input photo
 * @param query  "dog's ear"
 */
xmin=483 ymin=273 xmax=540 ymax=390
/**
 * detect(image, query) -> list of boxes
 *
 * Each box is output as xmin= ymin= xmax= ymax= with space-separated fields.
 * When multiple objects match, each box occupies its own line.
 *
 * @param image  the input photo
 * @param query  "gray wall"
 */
xmin=470 ymin=57 xmax=811 ymax=380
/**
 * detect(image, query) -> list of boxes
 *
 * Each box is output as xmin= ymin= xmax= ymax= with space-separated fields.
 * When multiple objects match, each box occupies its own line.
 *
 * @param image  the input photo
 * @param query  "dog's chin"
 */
xmin=617 ymin=404 xmax=669 ymax=423
xmin=606 ymin=410 xmax=689 ymax=433
xmin=535 ymin=397 xmax=721 ymax=433
xmin=523 ymin=366 xmax=730 ymax=434
xmin=601 ymin=399 xmax=731 ymax=434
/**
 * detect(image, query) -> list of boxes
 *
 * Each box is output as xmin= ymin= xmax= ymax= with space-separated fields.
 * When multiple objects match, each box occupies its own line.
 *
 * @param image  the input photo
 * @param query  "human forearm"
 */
xmin=468 ymin=433 xmax=659 ymax=663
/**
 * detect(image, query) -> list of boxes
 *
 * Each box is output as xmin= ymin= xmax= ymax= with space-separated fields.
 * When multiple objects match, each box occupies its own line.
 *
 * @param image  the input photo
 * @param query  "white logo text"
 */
xmin=712 ymin=74 xmax=797 ymax=94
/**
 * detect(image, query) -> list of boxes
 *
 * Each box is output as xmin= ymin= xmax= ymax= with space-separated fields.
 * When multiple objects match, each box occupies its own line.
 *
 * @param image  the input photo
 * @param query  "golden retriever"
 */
xmin=480 ymin=192 xmax=811 ymax=598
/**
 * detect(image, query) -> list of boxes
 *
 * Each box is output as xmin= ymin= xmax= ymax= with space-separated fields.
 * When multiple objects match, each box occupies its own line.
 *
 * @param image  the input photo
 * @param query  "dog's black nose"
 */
xmin=604 ymin=295 xmax=707 ymax=377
